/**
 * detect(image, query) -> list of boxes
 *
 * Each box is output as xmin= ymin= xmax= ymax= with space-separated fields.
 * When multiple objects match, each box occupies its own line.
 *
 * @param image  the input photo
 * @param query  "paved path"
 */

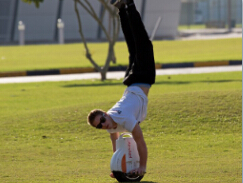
xmin=0 ymin=65 xmax=241 ymax=84
xmin=178 ymin=28 xmax=242 ymax=40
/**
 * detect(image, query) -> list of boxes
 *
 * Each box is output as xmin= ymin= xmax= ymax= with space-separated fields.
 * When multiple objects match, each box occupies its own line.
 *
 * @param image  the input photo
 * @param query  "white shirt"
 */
xmin=107 ymin=86 xmax=148 ymax=133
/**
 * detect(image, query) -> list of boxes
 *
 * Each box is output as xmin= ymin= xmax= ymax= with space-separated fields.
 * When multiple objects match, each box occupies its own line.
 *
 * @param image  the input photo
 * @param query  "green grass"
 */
xmin=0 ymin=38 xmax=241 ymax=72
xmin=178 ymin=24 xmax=207 ymax=30
xmin=0 ymin=71 xmax=241 ymax=182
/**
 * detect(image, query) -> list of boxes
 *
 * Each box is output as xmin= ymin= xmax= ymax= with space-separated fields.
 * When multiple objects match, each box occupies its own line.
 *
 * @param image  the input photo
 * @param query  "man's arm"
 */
xmin=109 ymin=132 xmax=119 ymax=178
xmin=110 ymin=132 xmax=119 ymax=153
xmin=132 ymin=123 xmax=147 ymax=176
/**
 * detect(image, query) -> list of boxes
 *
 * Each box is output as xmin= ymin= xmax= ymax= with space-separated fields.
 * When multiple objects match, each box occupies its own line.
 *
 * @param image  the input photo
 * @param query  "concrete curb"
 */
xmin=0 ymin=60 xmax=241 ymax=78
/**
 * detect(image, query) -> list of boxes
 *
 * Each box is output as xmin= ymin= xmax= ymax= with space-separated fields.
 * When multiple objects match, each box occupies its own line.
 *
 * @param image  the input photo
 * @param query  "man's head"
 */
xmin=87 ymin=109 xmax=117 ymax=130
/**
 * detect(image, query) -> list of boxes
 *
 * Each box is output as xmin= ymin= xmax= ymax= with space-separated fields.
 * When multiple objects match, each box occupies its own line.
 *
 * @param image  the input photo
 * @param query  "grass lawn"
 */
xmin=178 ymin=24 xmax=207 ymax=30
xmin=0 ymin=71 xmax=241 ymax=182
xmin=0 ymin=38 xmax=241 ymax=72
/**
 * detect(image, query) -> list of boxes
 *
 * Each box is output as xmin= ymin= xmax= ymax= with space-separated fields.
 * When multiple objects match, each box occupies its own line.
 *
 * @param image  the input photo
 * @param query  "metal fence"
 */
xmin=179 ymin=0 xmax=242 ymax=29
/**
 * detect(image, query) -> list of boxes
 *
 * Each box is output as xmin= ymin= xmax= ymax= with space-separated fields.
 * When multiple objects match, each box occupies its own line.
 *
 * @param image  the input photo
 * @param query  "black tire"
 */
xmin=112 ymin=171 xmax=144 ymax=182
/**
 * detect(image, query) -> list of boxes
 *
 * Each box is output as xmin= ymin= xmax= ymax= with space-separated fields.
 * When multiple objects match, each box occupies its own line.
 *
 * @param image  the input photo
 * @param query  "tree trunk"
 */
xmin=101 ymin=70 xmax=106 ymax=81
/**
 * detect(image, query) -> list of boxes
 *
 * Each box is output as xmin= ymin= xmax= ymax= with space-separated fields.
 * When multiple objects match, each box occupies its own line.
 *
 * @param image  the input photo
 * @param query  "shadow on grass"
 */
xmin=63 ymin=79 xmax=123 ymax=88
xmin=62 ymin=79 xmax=241 ymax=88
xmin=154 ymin=79 xmax=242 ymax=85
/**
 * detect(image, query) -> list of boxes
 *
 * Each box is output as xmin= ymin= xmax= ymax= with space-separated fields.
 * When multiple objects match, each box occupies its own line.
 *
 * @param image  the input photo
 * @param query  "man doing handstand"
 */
xmin=87 ymin=0 xmax=156 ymax=178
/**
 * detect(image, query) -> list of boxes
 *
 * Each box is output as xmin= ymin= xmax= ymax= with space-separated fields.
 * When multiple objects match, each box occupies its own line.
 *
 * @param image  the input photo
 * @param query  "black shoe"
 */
xmin=126 ymin=0 xmax=134 ymax=6
xmin=110 ymin=0 xmax=126 ymax=9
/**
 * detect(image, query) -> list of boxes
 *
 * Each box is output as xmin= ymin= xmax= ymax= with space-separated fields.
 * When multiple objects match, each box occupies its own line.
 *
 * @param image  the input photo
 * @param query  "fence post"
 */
xmin=18 ymin=21 xmax=25 ymax=45
xmin=57 ymin=19 xmax=65 ymax=44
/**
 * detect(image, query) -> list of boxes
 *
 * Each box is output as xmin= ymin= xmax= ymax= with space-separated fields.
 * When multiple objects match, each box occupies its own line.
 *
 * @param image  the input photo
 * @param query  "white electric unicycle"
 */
xmin=110 ymin=133 xmax=144 ymax=182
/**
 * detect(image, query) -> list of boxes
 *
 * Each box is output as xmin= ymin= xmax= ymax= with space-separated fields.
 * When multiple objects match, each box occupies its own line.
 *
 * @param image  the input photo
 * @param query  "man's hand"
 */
xmin=130 ymin=166 xmax=146 ymax=176
xmin=132 ymin=124 xmax=147 ymax=175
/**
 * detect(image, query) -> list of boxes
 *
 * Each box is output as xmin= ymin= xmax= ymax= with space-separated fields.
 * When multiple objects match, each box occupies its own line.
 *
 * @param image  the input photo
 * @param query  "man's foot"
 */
xmin=126 ymin=0 xmax=134 ymax=6
xmin=110 ymin=0 xmax=135 ymax=8
xmin=110 ymin=0 xmax=126 ymax=9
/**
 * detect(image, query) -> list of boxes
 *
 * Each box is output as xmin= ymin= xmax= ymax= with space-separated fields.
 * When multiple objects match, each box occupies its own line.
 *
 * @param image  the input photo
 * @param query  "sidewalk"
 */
xmin=0 ymin=65 xmax=241 ymax=84
xmin=177 ymin=28 xmax=242 ymax=40
xmin=0 ymin=60 xmax=241 ymax=78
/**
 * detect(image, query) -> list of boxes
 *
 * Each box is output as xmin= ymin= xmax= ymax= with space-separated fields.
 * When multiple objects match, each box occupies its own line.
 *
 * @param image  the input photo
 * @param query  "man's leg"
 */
xmin=118 ymin=7 xmax=136 ymax=78
xmin=123 ymin=1 xmax=156 ymax=86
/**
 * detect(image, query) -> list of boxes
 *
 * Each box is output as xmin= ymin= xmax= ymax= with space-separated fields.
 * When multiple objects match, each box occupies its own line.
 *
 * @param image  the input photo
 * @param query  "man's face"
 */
xmin=93 ymin=113 xmax=114 ymax=130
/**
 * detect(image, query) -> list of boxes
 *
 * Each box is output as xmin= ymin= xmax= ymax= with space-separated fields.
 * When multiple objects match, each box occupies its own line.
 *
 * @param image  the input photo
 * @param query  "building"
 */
xmin=0 ymin=0 xmax=181 ymax=45
xmin=180 ymin=0 xmax=242 ymax=27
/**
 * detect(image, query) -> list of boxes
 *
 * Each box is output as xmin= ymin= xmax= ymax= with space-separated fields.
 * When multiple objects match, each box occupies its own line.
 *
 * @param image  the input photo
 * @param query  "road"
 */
xmin=0 ymin=65 xmax=241 ymax=84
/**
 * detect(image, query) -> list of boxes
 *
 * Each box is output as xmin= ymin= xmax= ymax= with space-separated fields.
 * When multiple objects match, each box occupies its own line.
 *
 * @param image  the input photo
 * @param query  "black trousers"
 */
xmin=119 ymin=5 xmax=156 ymax=86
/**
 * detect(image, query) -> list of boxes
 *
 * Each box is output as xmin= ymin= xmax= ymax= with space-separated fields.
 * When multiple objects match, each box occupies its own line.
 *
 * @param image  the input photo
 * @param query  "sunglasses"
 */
xmin=96 ymin=113 xmax=106 ymax=129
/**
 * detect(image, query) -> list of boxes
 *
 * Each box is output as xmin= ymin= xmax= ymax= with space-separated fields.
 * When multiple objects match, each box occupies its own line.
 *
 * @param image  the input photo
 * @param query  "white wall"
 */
xmin=14 ymin=0 xmax=59 ymax=42
xmin=61 ymin=0 xmax=100 ymax=40
xmin=105 ymin=0 xmax=181 ymax=39
xmin=12 ymin=0 xmax=181 ymax=43
xmin=143 ymin=0 xmax=181 ymax=39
